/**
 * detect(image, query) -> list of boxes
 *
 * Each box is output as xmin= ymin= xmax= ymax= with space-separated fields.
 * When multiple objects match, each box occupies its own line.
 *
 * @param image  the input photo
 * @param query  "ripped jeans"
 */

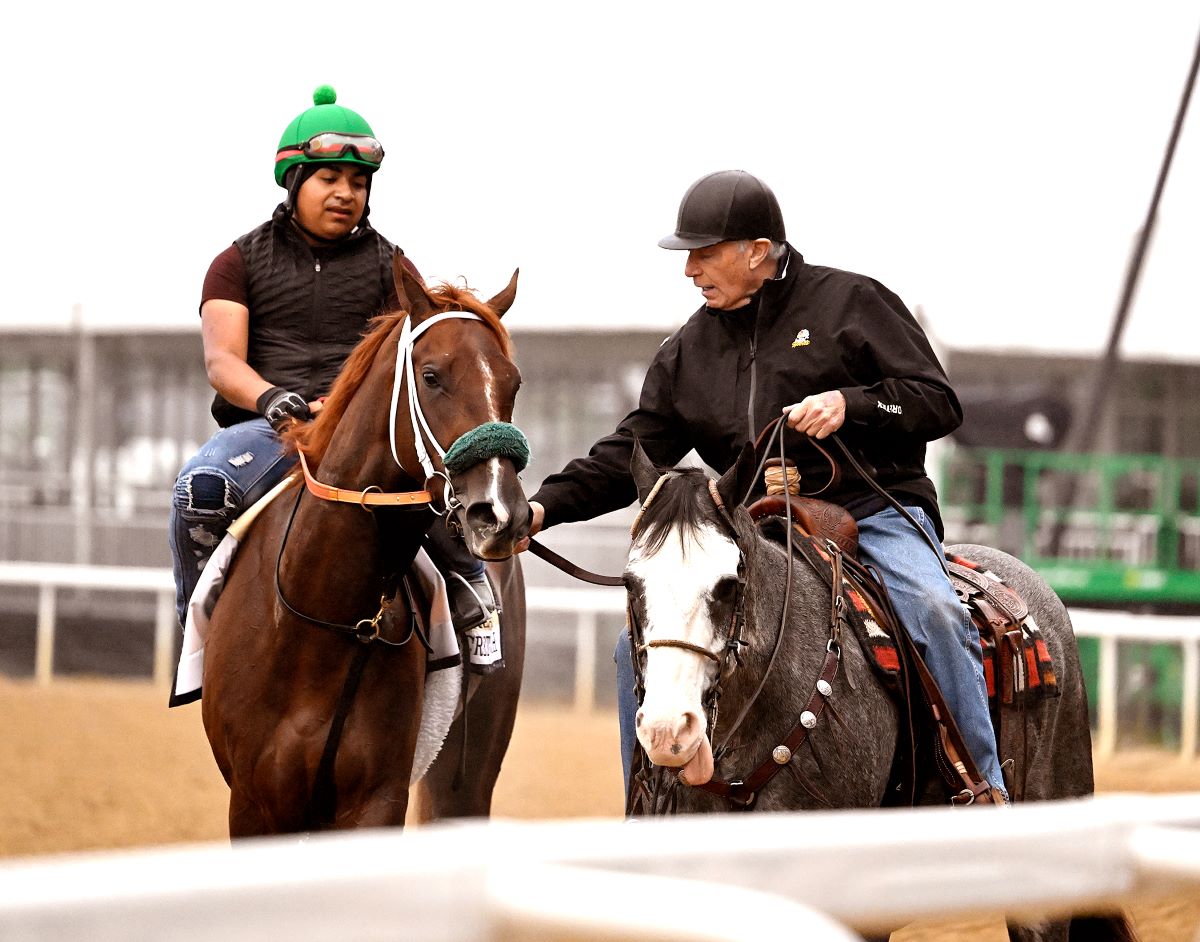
xmin=168 ymin=419 xmax=296 ymax=628
xmin=168 ymin=418 xmax=487 ymax=631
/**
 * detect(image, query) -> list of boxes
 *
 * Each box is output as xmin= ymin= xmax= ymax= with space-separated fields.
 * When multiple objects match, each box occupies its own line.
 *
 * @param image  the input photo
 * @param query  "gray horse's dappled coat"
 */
xmin=658 ymin=520 xmax=1095 ymax=813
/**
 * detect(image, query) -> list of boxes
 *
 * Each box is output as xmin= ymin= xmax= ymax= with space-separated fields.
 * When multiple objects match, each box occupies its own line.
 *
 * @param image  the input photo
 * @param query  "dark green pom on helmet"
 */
xmin=274 ymin=85 xmax=383 ymax=188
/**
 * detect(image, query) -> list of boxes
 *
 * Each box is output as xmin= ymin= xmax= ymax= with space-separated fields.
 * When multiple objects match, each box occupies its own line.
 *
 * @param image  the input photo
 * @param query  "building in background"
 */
xmin=2 ymin=323 xmax=1197 ymax=749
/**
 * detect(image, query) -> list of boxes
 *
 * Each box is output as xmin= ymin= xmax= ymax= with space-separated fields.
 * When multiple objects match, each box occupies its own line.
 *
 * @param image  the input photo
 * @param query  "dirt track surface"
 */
xmin=1 ymin=678 xmax=1198 ymax=940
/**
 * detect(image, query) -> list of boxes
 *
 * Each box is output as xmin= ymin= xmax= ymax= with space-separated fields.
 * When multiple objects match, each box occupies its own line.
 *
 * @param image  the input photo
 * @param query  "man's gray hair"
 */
xmin=737 ymin=239 xmax=788 ymax=259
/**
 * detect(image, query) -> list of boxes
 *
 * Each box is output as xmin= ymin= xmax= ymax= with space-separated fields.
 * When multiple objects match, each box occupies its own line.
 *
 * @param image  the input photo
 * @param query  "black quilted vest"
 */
xmin=211 ymin=217 xmax=398 ymax=426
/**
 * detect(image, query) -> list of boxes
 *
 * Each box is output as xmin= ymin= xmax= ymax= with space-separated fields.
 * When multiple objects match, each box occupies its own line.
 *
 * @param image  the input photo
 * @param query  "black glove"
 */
xmin=256 ymin=386 xmax=312 ymax=433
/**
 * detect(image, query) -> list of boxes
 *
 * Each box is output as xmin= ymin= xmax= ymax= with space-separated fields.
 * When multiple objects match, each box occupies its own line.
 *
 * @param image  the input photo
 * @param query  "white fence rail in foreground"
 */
xmin=1 ymin=563 xmax=1198 ymax=758
xmin=0 ymin=794 xmax=1198 ymax=941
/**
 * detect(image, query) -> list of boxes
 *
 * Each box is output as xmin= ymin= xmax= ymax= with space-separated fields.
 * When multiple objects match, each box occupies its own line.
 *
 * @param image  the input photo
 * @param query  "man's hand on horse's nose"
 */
xmin=514 ymin=501 xmax=545 ymax=553
xmin=782 ymin=391 xmax=846 ymax=440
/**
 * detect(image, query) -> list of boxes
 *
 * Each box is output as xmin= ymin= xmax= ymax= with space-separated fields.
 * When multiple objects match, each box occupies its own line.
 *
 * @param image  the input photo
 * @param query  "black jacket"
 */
xmin=532 ymin=247 xmax=962 ymax=537
xmin=210 ymin=216 xmax=398 ymax=427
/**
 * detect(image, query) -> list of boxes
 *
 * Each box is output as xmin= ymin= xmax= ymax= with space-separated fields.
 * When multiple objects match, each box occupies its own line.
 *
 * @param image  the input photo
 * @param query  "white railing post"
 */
xmin=1182 ymin=638 xmax=1199 ymax=760
xmin=153 ymin=590 xmax=177 ymax=689
xmin=35 ymin=583 xmax=56 ymax=685
xmin=574 ymin=610 xmax=597 ymax=715
xmin=1097 ymin=634 xmax=1119 ymax=759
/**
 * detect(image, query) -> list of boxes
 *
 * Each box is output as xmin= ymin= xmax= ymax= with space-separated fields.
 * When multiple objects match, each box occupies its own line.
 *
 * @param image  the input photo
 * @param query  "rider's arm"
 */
xmin=200 ymin=299 xmax=273 ymax=412
xmin=199 ymin=244 xmax=321 ymax=421
xmin=793 ymin=278 xmax=960 ymax=443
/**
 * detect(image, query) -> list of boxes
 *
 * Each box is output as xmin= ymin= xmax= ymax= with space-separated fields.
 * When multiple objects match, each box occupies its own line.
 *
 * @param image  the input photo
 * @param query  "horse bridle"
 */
xmin=628 ymin=476 xmax=750 ymax=737
xmin=629 ymin=421 xmax=850 ymax=811
xmin=275 ymin=310 xmax=502 ymax=640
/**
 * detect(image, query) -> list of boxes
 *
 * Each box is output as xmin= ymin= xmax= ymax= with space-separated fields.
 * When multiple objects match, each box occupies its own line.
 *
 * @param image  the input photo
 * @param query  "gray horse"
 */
xmin=625 ymin=444 xmax=1136 ymax=942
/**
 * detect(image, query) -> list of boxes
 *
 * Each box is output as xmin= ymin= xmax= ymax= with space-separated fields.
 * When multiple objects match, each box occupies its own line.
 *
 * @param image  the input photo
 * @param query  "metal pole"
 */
xmin=1048 ymin=23 xmax=1200 ymax=557
xmin=71 ymin=304 xmax=96 ymax=566
xmin=1182 ymin=638 xmax=1199 ymax=759
xmin=153 ymin=589 xmax=177 ymax=689
xmin=574 ymin=611 xmax=598 ymax=715
xmin=35 ymin=584 xmax=56 ymax=685
xmin=1097 ymin=634 xmax=1119 ymax=758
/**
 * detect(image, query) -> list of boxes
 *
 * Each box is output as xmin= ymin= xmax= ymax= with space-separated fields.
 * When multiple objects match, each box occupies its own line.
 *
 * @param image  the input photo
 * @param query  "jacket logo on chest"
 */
xmin=790 ymin=328 xmax=811 ymax=348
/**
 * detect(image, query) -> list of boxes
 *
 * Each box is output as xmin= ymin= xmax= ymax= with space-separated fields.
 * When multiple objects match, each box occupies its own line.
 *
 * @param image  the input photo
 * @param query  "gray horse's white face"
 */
xmin=626 ymin=517 xmax=741 ymax=786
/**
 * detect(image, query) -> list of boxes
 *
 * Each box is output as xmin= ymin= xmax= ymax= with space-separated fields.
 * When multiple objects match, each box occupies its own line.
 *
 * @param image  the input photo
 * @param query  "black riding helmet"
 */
xmin=658 ymin=170 xmax=786 ymax=250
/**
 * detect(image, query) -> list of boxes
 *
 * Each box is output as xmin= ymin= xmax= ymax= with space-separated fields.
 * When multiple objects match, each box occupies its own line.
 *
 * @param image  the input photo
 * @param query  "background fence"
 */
xmin=2 ymin=561 xmax=1198 ymax=759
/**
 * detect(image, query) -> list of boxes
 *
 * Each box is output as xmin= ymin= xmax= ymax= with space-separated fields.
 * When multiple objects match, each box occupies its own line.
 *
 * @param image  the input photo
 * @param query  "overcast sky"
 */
xmin=3 ymin=1 xmax=1196 ymax=358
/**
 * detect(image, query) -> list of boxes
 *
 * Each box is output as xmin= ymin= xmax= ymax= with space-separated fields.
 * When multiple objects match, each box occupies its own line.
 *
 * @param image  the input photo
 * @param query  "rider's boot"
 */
xmin=446 ymin=565 xmax=500 ymax=632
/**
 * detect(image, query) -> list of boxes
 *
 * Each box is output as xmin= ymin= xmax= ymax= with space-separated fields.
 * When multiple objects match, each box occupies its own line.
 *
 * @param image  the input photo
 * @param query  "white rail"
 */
xmin=0 ymin=793 xmax=1197 ymax=941
xmin=1072 ymin=609 xmax=1200 ymax=760
xmin=0 ymin=564 xmax=1197 ymax=758
xmin=0 ymin=562 xmax=177 ymax=687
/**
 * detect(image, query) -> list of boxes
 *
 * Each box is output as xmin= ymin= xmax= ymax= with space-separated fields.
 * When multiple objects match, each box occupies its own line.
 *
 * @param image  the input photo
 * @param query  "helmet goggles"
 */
xmin=275 ymin=132 xmax=385 ymax=168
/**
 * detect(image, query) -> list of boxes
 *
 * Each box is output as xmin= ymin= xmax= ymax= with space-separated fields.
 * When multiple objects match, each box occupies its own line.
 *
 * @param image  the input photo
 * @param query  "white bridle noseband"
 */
xmin=387 ymin=311 xmax=484 ymax=482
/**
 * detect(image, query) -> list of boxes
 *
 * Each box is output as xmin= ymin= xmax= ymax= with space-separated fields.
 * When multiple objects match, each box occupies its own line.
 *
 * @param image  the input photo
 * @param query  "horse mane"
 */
xmin=284 ymin=283 xmax=512 ymax=465
xmin=635 ymin=468 xmax=728 ymax=558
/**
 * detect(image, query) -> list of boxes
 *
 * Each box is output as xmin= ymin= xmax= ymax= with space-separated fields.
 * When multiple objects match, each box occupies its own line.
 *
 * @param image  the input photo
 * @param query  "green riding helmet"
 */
xmin=274 ymin=85 xmax=385 ymax=188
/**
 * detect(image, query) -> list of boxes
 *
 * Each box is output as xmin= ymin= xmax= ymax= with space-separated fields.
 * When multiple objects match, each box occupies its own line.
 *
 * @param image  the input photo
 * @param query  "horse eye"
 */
xmin=711 ymin=577 xmax=739 ymax=604
xmin=422 ymin=369 xmax=440 ymax=388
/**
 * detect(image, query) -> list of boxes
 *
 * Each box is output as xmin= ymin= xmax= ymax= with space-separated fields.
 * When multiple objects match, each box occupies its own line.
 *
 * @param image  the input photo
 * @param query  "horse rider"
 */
xmin=168 ymin=85 xmax=498 ymax=639
xmin=522 ymin=170 xmax=1008 ymax=805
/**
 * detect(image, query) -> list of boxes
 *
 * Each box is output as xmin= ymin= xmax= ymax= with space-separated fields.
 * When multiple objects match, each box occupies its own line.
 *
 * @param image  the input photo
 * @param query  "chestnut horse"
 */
xmin=201 ymin=260 xmax=530 ymax=835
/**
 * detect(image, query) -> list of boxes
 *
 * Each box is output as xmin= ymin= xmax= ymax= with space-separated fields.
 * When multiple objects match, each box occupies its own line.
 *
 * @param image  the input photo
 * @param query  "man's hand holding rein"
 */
xmin=256 ymin=386 xmax=313 ymax=433
xmin=782 ymin=390 xmax=846 ymax=440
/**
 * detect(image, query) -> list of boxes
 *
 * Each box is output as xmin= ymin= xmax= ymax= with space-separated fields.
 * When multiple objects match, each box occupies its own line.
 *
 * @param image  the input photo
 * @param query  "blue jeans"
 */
xmin=614 ymin=628 xmax=640 ymax=797
xmin=857 ymin=506 xmax=1006 ymax=797
xmin=613 ymin=504 xmax=1007 ymax=800
xmin=168 ymin=419 xmax=297 ymax=628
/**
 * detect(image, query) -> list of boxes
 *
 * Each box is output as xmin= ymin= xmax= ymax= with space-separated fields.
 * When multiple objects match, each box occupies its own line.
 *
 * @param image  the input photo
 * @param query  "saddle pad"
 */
xmin=787 ymin=533 xmax=902 ymax=689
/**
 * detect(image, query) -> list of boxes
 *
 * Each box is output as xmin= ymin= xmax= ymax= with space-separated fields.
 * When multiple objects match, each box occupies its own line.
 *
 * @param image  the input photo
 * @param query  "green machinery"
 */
xmin=940 ymin=447 xmax=1199 ymax=750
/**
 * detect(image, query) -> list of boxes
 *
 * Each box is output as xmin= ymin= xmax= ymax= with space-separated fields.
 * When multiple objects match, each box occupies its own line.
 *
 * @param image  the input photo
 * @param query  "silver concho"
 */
xmin=800 ymin=710 xmax=817 ymax=729
xmin=816 ymin=679 xmax=833 ymax=697
xmin=772 ymin=745 xmax=792 ymax=765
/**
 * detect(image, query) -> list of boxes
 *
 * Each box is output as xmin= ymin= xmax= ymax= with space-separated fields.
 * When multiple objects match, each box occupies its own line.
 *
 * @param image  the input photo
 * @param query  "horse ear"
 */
xmin=485 ymin=269 xmax=519 ymax=318
xmin=716 ymin=442 xmax=758 ymax=509
xmin=392 ymin=254 xmax=435 ymax=321
xmin=630 ymin=438 xmax=661 ymax=504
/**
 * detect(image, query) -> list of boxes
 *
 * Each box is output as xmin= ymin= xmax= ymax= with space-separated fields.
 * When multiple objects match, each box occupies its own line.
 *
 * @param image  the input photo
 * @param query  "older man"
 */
xmin=526 ymin=170 xmax=1006 ymax=804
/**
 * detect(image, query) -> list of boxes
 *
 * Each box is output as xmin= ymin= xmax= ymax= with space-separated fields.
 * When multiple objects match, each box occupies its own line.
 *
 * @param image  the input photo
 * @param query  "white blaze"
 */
xmin=628 ymin=520 xmax=741 ymax=765
xmin=484 ymin=456 xmax=509 ymax=529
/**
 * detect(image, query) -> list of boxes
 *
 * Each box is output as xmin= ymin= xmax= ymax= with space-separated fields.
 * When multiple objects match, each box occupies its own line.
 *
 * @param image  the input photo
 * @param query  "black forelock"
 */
xmin=635 ymin=468 xmax=728 ymax=557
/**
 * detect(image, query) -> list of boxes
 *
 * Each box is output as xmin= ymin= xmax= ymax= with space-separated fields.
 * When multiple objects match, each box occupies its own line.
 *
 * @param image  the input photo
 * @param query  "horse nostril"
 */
xmin=466 ymin=501 xmax=499 ymax=531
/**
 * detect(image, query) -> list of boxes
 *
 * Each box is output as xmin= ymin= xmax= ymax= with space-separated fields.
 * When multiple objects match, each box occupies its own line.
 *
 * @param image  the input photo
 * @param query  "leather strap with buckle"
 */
xmin=298 ymin=450 xmax=432 ymax=508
